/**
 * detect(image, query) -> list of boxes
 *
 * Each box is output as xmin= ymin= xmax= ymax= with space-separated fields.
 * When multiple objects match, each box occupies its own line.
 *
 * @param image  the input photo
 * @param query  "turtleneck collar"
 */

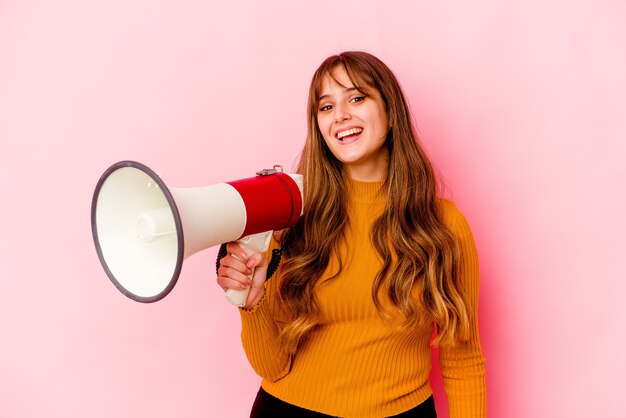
xmin=346 ymin=178 xmax=386 ymax=204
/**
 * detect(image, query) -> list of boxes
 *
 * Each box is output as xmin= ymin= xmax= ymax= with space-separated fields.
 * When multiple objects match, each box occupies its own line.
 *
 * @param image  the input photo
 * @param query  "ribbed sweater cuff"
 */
xmin=239 ymin=294 xmax=274 ymax=331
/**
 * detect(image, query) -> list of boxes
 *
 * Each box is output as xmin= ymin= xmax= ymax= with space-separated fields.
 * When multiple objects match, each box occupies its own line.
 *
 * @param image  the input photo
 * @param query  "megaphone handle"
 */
xmin=225 ymin=231 xmax=273 ymax=307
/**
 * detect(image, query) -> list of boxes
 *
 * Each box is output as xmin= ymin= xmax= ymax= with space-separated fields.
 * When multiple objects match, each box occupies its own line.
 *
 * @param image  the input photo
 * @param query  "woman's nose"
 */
xmin=333 ymin=103 xmax=350 ymax=122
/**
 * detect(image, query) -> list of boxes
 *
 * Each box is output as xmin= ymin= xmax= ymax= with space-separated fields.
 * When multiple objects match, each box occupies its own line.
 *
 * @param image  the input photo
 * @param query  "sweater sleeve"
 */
xmin=239 ymin=244 xmax=292 ymax=382
xmin=439 ymin=201 xmax=487 ymax=417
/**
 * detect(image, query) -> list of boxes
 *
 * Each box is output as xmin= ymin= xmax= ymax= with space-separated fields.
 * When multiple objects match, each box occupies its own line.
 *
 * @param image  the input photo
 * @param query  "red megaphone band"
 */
xmin=227 ymin=172 xmax=302 ymax=237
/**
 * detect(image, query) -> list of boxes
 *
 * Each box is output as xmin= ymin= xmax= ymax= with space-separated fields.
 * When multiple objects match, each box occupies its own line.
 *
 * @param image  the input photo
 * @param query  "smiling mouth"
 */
xmin=336 ymin=127 xmax=364 ymax=141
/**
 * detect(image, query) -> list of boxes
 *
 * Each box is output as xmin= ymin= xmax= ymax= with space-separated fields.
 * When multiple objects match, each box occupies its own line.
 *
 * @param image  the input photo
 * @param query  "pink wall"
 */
xmin=1 ymin=1 xmax=625 ymax=417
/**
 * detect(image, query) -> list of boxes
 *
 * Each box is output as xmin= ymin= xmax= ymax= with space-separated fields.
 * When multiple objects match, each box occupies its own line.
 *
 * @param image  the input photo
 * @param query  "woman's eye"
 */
xmin=350 ymin=96 xmax=366 ymax=103
xmin=319 ymin=104 xmax=332 ymax=112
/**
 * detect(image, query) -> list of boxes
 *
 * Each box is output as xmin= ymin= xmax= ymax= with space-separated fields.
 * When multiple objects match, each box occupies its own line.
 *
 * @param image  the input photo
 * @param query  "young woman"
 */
xmin=216 ymin=51 xmax=486 ymax=417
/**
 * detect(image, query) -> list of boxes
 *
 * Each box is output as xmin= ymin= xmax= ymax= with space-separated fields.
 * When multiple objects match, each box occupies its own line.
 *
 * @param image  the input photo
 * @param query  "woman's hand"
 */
xmin=216 ymin=242 xmax=269 ymax=309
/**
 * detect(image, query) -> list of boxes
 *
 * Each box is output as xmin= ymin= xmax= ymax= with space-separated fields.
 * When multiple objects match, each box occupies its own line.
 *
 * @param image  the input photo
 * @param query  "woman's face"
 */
xmin=316 ymin=66 xmax=390 ymax=182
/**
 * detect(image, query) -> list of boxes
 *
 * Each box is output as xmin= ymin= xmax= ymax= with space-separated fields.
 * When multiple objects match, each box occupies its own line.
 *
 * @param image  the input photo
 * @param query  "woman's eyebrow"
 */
xmin=318 ymin=87 xmax=361 ymax=101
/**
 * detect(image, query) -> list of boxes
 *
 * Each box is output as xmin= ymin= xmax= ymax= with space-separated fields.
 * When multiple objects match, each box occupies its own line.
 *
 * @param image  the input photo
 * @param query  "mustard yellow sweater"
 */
xmin=240 ymin=180 xmax=486 ymax=417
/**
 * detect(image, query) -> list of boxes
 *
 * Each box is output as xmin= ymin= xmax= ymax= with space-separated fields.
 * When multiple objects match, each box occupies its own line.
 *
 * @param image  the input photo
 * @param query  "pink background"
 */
xmin=1 ymin=1 xmax=625 ymax=417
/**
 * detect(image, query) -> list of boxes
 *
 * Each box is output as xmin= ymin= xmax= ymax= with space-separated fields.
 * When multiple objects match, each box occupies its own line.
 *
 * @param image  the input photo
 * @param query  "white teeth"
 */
xmin=337 ymin=128 xmax=363 ymax=140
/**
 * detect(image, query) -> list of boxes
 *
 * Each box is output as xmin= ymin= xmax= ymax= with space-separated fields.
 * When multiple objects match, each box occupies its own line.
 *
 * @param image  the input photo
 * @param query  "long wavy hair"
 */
xmin=276 ymin=51 xmax=470 ymax=353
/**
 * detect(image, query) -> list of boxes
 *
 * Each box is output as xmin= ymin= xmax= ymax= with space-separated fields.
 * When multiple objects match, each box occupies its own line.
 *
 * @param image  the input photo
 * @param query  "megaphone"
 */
xmin=91 ymin=160 xmax=303 ymax=306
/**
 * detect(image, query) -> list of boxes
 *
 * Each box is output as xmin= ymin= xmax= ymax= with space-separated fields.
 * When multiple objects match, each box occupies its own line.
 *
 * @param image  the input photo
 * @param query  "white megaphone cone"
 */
xmin=91 ymin=161 xmax=303 ymax=305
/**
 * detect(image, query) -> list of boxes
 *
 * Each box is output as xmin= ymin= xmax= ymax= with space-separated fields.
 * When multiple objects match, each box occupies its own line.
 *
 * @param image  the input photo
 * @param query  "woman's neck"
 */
xmin=346 ymin=165 xmax=388 ymax=182
xmin=344 ymin=151 xmax=389 ymax=182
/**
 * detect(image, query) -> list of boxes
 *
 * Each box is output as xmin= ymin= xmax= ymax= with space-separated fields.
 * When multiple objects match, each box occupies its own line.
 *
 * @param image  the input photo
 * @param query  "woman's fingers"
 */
xmin=244 ymin=253 xmax=268 ymax=308
xmin=217 ymin=242 xmax=269 ymax=309
xmin=226 ymin=242 xmax=248 ymax=259
xmin=217 ymin=254 xmax=252 ymax=290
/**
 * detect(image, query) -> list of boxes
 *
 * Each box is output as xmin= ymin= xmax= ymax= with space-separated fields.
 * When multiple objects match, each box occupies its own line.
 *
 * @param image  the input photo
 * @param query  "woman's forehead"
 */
xmin=319 ymin=72 xmax=352 ymax=97
xmin=317 ymin=65 xmax=372 ymax=98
